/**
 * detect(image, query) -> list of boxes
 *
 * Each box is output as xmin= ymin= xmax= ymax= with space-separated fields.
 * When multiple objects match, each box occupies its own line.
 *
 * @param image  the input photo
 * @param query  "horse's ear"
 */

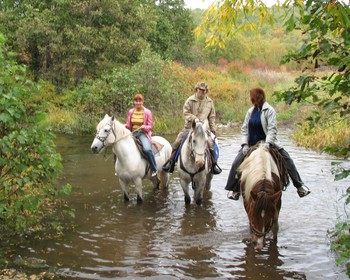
xmin=272 ymin=190 xmax=282 ymax=204
xmin=111 ymin=115 xmax=115 ymax=121
xmin=192 ymin=119 xmax=196 ymax=130
xmin=103 ymin=114 xmax=109 ymax=120
xmin=251 ymin=191 xmax=258 ymax=202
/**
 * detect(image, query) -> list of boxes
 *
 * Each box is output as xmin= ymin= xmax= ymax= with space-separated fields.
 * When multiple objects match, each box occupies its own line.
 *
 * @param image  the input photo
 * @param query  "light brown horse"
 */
xmin=238 ymin=142 xmax=288 ymax=250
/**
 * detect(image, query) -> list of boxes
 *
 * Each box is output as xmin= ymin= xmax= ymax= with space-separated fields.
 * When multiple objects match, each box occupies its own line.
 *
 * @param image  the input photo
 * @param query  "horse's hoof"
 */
xmin=124 ymin=193 xmax=130 ymax=201
xmin=137 ymin=195 xmax=143 ymax=204
xmin=195 ymin=199 xmax=202 ymax=206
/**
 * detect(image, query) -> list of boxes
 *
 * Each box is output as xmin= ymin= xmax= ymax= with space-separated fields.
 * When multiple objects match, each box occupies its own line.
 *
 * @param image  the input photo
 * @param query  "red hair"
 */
xmin=133 ymin=93 xmax=144 ymax=102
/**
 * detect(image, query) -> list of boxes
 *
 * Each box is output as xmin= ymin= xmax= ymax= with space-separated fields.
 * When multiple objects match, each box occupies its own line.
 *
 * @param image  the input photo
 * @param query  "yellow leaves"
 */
xmin=195 ymin=0 xmax=279 ymax=48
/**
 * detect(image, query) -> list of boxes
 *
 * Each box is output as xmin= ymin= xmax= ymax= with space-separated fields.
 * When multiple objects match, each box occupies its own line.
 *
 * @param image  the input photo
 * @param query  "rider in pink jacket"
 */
xmin=125 ymin=93 xmax=158 ymax=176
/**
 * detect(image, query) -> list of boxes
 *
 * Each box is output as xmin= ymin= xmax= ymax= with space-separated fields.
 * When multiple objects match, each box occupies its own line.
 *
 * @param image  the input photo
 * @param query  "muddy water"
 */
xmin=4 ymin=127 xmax=349 ymax=279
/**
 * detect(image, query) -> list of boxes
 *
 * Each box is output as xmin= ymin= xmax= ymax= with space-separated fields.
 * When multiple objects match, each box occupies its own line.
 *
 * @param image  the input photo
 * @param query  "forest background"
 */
xmin=0 ymin=0 xmax=349 ymax=275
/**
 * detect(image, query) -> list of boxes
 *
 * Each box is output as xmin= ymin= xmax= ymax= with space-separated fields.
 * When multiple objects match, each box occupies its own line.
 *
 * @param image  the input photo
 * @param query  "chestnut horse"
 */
xmin=238 ymin=142 xmax=289 ymax=250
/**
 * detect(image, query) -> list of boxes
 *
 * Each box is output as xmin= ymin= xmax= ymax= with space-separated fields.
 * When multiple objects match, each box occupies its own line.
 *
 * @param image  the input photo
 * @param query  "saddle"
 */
xmin=133 ymin=136 xmax=164 ymax=159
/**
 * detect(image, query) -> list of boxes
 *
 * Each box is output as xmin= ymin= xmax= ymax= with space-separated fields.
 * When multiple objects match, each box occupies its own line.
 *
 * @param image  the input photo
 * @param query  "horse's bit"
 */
xmin=249 ymin=218 xmax=274 ymax=238
xmin=95 ymin=119 xmax=116 ymax=148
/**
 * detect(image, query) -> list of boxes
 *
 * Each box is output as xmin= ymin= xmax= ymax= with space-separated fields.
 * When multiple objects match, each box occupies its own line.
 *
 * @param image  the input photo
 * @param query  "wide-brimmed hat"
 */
xmin=195 ymin=81 xmax=209 ymax=92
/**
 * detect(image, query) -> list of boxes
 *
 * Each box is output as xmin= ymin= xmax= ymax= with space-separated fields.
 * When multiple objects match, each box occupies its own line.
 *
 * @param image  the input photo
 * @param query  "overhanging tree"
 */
xmin=195 ymin=0 xmax=349 ymax=273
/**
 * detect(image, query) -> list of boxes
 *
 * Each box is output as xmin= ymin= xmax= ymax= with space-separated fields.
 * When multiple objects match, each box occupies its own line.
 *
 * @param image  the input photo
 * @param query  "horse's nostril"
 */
xmin=195 ymin=160 xmax=205 ymax=167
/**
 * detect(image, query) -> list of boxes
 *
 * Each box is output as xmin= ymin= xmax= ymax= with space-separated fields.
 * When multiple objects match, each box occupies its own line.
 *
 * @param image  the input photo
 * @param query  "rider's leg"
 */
xmin=139 ymin=133 xmax=157 ymax=175
xmin=162 ymin=130 xmax=185 ymax=173
xmin=225 ymin=148 xmax=245 ymax=200
xmin=208 ymin=137 xmax=222 ymax=174
xmin=278 ymin=148 xmax=310 ymax=197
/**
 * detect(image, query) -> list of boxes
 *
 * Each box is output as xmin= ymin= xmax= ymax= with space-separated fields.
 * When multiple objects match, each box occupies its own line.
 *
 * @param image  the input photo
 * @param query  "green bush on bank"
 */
xmin=0 ymin=34 xmax=73 ymax=237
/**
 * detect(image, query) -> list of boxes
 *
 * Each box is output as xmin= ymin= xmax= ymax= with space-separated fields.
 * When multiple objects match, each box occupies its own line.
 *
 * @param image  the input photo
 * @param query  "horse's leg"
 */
xmin=194 ymin=187 xmax=203 ymax=205
xmin=134 ymin=177 xmax=143 ymax=203
xmin=180 ymin=178 xmax=191 ymax=204
xmin=205 ymin=173 xmax=213 ymax=190
xmin=271 ymin=221 xmax=279 ymax=243
xmin=194 ymin=176 xmax=207 ymax=205
xmin=158 ymin=171 xmax=169 ymax=189
xmin=119 ymin=179 xmax=130 ymax=201
xmin=150 ymin=175 xmax=160 ymax=190
xmin=273 ymin=198 xmax=282 ymax=243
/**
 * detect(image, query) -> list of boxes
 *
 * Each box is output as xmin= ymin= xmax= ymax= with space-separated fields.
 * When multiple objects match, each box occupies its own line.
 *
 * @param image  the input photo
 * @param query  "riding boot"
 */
xmin=162 ymin=148 xmax=177 ymax=173
xmin=210 ymin=149 xmax=222 ymax=175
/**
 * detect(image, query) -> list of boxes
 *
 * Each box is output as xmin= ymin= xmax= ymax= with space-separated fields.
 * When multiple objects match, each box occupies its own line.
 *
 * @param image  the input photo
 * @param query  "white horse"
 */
xmin=91 ymin=114 xmax=172 ymax=203
xmin=177 ymin=119 xmax=213 ymax=205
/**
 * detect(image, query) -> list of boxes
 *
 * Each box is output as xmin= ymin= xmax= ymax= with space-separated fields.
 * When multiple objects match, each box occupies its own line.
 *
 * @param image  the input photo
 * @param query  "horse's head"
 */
xmin=248 ymin=186 xmax=282 ymax=250
xmin=91 ymin=114 xmax=116 ymax=153
xmin=189 ymin=119 xmax=209 ymax=167
xmin=239 ymin=145 xmax=283 ymax=250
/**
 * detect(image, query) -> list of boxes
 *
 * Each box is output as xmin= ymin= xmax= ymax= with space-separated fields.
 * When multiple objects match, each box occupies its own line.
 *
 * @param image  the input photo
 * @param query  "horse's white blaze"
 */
xmin=261 ymin=210 xmax=265 ymax=218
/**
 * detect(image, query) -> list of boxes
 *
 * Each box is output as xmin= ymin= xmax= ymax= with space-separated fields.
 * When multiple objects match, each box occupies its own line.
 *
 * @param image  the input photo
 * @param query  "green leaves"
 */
xmin=0 ymin=34 xmax=70 ymax=236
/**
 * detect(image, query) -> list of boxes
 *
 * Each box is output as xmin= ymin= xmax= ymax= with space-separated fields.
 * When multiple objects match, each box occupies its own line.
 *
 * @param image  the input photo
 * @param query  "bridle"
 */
xmin=94 ymin=119 xmax=117 ymax=148
xmin=188 ymin=132 xmax=207 ymax=159
xmin=249 ymin=216 xmax=274 ymax=238
xmin=179 ymin=130 xmax=207 ymax=184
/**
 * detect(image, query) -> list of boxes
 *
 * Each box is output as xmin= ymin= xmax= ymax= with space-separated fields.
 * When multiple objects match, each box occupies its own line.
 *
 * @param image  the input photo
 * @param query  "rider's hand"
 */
xmin=242 ymin=144 xmax=249 ymax=155
xmin=264 ymin=142 xmax=270 ymax=149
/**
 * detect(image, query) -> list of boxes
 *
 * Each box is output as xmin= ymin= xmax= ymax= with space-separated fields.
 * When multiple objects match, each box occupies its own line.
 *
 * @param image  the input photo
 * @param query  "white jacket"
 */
xmin=241 ymin=101 xmax=281 ymax=149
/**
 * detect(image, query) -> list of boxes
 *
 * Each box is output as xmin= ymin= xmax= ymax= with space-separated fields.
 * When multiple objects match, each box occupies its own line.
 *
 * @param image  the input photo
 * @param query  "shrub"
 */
xmin=0 ymin=34 xmax=72 ymax=236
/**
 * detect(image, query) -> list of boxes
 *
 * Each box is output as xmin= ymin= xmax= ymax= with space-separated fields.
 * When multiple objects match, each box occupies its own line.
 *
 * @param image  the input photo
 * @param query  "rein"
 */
xmin=179 ymin=131 xmax=206 ymax=189
xmin=95 ymin=119 xmax=143 ymax=147
xmin=249 ymin=218 xmax=274 ymax=238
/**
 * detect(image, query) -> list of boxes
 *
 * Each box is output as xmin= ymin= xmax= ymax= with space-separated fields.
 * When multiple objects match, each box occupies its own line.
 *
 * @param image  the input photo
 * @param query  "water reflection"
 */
xmin=174 ymin=199 xmax=219 ymax=278
xmin=234 ymin=242 xmax=306 ymax=279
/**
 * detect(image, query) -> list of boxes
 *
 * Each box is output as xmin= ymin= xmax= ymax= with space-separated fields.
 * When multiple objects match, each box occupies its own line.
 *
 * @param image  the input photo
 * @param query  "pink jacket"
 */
xmin=125 ymin=106 xmax=153 ymax=142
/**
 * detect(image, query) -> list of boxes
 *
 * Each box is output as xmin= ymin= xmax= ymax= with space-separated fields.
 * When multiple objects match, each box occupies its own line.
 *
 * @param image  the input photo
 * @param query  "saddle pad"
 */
xmin=133 ymin=136 xmax=164 ymax=156
xmin=152 ymin=141 xmax=164 ymax=154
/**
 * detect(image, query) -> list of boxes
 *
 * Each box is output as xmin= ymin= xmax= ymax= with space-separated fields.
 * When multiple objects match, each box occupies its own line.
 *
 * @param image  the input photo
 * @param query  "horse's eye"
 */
xmin=104 ymin=129 xmax=109 ymax=133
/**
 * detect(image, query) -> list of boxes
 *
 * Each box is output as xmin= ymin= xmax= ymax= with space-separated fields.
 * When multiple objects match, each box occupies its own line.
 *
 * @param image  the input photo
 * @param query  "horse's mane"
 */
xmin=193 ymin=121 xmax=206 ymax=137
xmin=238 ymin=144 xmax=278 ymax=200
xmin=111 ymin=118 xmax=132 ymax=138
xmin=250 ymin=180 xmax=276 ymax=213
xmin=97 ymin=115 xmax=131 ymax=138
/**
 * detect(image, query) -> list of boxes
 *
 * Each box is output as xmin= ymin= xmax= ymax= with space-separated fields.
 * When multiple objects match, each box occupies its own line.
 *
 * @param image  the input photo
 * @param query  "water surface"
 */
xmin=3 ymin=127 xmax=349 ymax=279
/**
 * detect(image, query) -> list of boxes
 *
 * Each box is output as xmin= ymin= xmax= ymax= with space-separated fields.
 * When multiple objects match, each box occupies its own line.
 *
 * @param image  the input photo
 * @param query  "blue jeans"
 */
xmin=134 ymin=131 xmax=157 ymax=172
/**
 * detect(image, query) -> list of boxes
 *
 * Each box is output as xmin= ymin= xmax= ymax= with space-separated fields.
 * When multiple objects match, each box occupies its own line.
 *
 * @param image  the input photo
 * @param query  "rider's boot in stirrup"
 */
xmin=210 ymin=149 xmax=222 ymax=175
xmin=162 ymin=149 xmax=177 ymax=173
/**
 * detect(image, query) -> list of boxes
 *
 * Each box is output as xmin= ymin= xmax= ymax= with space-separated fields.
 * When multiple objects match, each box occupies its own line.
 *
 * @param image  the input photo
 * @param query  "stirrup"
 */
xmin=212 ymin=164 xmax=222 ymax=175
xmin=162 ymin=160 xmax=175 ymax=173
xmin=297 ymin=185 xmax=310 ymax=198
xmin=227 ymin=191 xmax=240 ymax=200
